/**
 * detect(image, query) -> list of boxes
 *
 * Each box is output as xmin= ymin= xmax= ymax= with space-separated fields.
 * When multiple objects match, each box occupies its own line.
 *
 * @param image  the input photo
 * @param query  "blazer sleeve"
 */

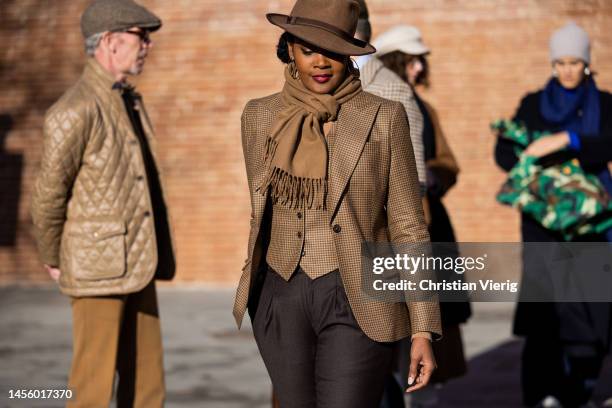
xmin=30 ymin=103 xmax=92 ymax=266
xmin=386 ymin=102 xmax=442 ymax=338
xmin=240 ymin=100 xmax=260 ymax=266
xmin=241 ymin=100 xmax=258 ymax=197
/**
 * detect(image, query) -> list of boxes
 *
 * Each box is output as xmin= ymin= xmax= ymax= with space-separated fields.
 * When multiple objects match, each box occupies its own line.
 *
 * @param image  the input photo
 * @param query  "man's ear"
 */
xmin=99 ymin=31 xmax=116 ymax=54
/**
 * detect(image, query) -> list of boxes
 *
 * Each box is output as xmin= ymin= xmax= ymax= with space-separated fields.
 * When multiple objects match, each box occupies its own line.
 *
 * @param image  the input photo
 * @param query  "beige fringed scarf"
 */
xmin=258 ymin=65 xmax=362 ymax=209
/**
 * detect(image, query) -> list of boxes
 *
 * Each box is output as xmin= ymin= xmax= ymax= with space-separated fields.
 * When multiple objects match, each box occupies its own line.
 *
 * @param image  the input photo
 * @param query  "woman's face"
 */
xmin=553 ymin=57 xmax=586 ymax=90
xmin=405 ymin=56 xmax=424 ymax=87
xmin=289 ymin=38 xmax=347 ymax=94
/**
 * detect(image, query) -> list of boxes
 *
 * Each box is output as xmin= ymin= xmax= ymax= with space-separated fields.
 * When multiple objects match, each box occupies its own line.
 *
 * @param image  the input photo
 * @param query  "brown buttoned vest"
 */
xmin=266 ymin=122 xmax=339 ymax=280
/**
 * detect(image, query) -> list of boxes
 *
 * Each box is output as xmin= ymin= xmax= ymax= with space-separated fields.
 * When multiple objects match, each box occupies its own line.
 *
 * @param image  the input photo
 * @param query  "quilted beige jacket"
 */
xmin=31 ymin=58 xmax=176 ymax=296
xmin=234 ymin=91 xmax=442 ymax=343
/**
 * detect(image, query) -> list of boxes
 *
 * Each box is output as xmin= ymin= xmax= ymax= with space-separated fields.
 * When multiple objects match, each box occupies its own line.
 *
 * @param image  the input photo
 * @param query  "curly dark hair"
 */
xmin=275 ymin=32 xmax=359 ymax=77
xmin=378 ymin=51 xmax=430 ymax=87
xmin=276 ymin=32 xmax=295 ymax=64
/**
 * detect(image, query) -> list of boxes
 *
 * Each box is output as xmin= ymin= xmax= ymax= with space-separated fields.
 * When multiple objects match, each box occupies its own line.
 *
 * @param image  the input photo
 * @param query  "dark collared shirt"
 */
xmin=119 ymin=87 xmax=175 ymax=278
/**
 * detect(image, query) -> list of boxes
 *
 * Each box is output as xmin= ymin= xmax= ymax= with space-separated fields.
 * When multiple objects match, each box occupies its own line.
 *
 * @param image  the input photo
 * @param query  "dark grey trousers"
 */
xmin=252 ymin=267 xmax=396 ymax=408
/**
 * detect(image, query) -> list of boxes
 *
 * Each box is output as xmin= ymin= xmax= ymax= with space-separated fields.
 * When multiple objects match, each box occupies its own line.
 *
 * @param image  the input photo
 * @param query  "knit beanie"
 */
xmin=549 ymin=22 xmax=591 ymax=64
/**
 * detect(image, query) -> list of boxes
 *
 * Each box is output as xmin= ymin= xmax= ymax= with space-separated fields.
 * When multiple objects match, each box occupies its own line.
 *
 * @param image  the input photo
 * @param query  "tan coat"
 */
xmin=423 ymin=99 xmax=459 ymax=190
xmin=31 ymin=58 xmax=176 ymax=297
xmin=421 ymin=98 xmax=460 ymax=225
xmin=233 ymin=91 xmax=441 ymax=342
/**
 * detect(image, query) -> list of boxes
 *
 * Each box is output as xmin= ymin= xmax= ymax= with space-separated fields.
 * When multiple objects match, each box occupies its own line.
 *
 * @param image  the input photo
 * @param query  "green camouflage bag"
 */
xmin=492 ymin=119 xmax=612 ymax=240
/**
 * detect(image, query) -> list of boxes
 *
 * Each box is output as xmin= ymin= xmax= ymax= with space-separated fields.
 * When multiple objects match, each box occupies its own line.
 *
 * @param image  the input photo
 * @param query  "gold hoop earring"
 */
xmin=288 ymin=59 xmax=300 ymax=80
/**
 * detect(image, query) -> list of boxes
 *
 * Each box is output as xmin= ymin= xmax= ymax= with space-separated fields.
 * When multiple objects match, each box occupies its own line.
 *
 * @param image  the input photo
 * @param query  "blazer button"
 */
xmin=297 ymin=212 xmax=303 ymax=219
xmin=144 ymin=211 xmax=151 ymax=217
xmin=136 ymin=175 xmax=144 ymax=181
xmin=297 ymin=231 xmax=303 ymax=239
xmin=333 ymin=224 xmax=341 ymax=233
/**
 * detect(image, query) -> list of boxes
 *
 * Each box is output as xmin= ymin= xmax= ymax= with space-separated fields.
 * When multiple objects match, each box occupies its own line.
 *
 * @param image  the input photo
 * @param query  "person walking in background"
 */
xmin=232 ymin=0 xmax=441 ymax=406
xmin=374 ymin=25 xmax=471 ymax=408
xmin=352 ymin=0 xmax=427 ymax=199
xmin=495 ymin=22 xmax=612 ymax=408
xmin=30 ymin=0 xmax=176 ymax=406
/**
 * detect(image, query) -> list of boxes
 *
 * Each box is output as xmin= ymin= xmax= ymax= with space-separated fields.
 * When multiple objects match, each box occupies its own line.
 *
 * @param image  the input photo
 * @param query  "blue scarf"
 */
xmin=539 ymin=76 xmax=600 ymax=136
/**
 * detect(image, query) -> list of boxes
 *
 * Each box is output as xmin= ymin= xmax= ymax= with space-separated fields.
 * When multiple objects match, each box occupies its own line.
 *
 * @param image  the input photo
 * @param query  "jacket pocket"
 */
xmin=63 ymin=219 xmax=127 ymax=281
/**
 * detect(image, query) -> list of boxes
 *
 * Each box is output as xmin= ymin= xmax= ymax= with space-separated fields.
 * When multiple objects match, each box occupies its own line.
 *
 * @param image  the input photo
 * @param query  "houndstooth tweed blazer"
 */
xmin=233 ymin=90 xmax=441 ymax=342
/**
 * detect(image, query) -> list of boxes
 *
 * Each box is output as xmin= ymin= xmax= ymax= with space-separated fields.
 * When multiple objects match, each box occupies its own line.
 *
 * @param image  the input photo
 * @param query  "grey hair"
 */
xmin=84 ymin=32 xmax=104 ymax=56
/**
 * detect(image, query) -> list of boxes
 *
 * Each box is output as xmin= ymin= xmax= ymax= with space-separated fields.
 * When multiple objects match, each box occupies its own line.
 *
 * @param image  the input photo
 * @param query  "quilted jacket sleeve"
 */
xmin=31 ymin=101 xmax=92 ymax=266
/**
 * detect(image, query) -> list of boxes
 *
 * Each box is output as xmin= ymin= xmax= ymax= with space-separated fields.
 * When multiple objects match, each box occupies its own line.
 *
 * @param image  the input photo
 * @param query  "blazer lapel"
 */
xmin=328 ymin=92 xmax=381 ymax=220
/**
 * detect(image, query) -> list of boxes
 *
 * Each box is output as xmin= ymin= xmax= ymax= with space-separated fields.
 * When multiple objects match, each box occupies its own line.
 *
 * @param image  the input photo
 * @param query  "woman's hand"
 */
xmin=524 ymin=131 xmax=570 ymax=158
xmin=405 ymin=337 xmax=437 ymax=393
xmin=44 ymin=264 xmax=61 ymax=281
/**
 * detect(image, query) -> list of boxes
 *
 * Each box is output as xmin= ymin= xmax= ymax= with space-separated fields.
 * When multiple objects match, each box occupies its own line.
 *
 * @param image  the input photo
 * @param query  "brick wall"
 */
xmin=1 ymin=0 xmax=611 ymax=284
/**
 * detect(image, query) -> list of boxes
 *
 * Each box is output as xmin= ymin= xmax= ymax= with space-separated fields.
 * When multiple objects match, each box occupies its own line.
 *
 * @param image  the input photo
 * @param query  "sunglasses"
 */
xmin=123 ymin=29 xmax=152 ymax=44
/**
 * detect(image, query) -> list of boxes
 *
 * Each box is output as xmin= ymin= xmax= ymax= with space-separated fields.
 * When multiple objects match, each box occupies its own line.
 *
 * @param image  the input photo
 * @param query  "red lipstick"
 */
xmin=312 ymin=74 xmax=331 ymax=84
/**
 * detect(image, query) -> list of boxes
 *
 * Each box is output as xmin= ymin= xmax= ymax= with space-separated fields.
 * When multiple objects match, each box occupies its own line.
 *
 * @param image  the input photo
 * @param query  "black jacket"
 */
xmin=495 ymin=88 xmax=612 ymax=242
xmin=495 ymin=88 xmax=612 ymax=346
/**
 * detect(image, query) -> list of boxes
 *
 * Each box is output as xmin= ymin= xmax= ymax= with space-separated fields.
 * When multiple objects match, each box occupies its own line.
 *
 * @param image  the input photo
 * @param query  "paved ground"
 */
xmin=0 ymin=286 xmax=610 ymax=408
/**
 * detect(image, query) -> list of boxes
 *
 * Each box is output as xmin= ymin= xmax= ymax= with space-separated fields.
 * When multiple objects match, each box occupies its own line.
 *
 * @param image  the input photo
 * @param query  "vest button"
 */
xmin=297 ymin=231 xmax=302 ymax=239
xmin=333 ymin=224 xmax=341 ymax=233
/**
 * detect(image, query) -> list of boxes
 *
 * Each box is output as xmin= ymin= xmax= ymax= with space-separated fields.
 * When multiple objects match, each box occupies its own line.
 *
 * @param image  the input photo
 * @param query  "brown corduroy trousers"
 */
xmin=66 ymin=281 xmax=165 ymax=408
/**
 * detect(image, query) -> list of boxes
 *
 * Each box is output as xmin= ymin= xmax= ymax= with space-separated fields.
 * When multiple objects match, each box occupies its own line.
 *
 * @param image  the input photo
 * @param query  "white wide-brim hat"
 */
xmin=372 ymin=24 xmax=430 ymax=57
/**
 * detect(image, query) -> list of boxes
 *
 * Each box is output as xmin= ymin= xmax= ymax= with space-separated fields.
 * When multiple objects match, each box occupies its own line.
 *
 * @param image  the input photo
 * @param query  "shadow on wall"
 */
xmin=1 ymin=1 xmax=85 ymax=251
xmin=0 ymin=114 xmax=22 ymax=247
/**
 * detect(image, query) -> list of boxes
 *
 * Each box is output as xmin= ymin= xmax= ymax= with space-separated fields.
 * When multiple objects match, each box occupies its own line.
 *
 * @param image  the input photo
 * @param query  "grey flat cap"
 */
xmin=81 ymin=0 xmax=162 ymax=38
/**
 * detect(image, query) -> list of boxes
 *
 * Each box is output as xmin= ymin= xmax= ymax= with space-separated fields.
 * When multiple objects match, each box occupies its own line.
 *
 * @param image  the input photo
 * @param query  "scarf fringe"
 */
xmin=258 ymin=163 xmax=328 ymax=210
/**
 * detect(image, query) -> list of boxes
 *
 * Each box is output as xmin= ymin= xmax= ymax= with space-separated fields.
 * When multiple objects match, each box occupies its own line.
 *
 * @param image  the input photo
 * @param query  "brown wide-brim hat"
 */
xmin=266 ymin=0 xmax=376 ymax=56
